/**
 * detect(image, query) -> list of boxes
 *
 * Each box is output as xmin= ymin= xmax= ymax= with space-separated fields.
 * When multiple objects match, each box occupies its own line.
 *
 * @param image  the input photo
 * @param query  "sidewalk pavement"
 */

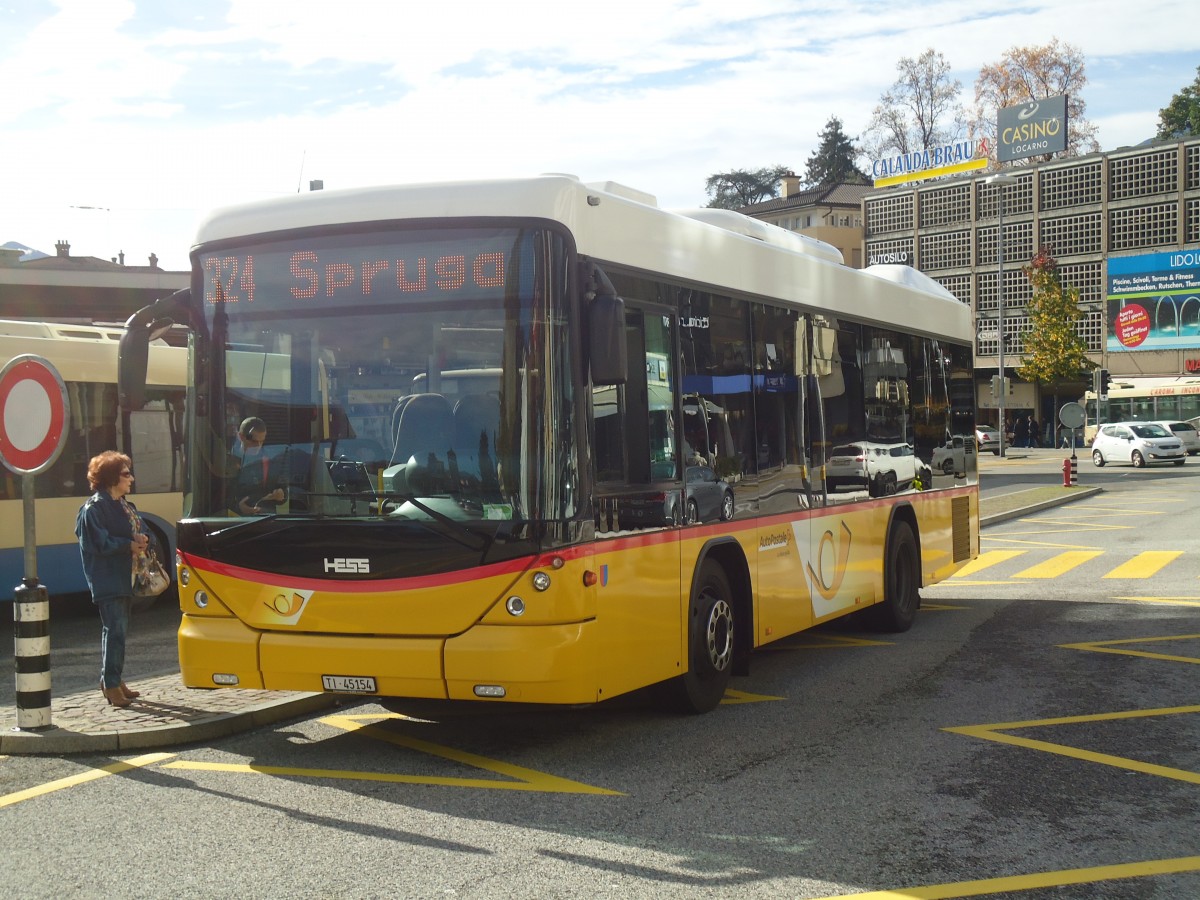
xmin=2 ymin=483 xmax=1101 ymax=756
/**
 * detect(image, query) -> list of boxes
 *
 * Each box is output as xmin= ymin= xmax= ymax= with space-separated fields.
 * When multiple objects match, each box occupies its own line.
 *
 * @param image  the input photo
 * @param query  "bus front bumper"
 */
xmin=178 ymin=614 xmax=599 ymax=704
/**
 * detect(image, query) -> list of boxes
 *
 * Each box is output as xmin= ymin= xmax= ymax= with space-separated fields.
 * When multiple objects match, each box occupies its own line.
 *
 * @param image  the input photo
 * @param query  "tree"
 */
xmin=972 ymin=38 xmax=1099 ymax=163
xmin=861 ymin=49 xmax=965 ymax=161
xmin=1157 ymin=65 xmax=1200 ymax=139
xmin=704 ymin=166 xmax=789 ymax=209
xmin=803 ymin=117 xmax=869 ymax=187
xmin=1017 ymin=247 xmax=1096 ymax=427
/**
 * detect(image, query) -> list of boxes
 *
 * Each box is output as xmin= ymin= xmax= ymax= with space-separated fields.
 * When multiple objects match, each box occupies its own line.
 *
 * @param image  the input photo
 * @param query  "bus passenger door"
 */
xmin=591 ymin=306 xmax=683 ymax=700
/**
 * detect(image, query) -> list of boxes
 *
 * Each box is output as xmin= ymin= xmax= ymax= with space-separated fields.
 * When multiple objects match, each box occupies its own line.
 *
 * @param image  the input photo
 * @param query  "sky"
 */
xmin=2 ymin=0 xmax=1198 ymax=271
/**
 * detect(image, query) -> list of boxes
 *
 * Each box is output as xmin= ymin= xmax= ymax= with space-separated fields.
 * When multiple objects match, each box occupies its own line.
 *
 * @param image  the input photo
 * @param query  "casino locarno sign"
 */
xmin=871 ymin=138 xmax=990 ymax=188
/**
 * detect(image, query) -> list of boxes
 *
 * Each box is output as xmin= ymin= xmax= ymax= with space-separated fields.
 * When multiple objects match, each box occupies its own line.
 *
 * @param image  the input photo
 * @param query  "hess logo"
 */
xmin=324 ymin=557 xmax=370 ymax=574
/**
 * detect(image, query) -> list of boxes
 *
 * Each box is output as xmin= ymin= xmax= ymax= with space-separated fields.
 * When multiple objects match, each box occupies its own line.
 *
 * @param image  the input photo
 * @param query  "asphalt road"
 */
xmin=3 ymin=461 xmax=1197 ymax=898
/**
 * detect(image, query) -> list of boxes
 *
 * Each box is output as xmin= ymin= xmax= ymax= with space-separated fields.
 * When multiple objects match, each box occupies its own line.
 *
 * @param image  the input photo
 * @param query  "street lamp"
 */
xmin=985 ymin=173 xmax=1018 ymax=458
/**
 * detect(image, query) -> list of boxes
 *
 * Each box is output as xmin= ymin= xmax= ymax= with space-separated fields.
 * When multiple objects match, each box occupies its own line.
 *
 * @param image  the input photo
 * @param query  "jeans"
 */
xmin=97 ymin=595 xmax=132 ymax=689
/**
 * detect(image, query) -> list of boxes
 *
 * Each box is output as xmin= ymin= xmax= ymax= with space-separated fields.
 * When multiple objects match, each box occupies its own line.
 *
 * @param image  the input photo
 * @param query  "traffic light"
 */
xmin=991 ymin=374 xmax=1003 ymax=398
xmin=1098 ymin=368 xmax=1111 ymax=398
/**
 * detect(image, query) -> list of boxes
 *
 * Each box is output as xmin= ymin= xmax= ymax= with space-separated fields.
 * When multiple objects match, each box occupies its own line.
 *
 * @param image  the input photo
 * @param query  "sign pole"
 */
xmin=0 ymin=355 xmax=70 ymax=732
xmin=14 ymin=473 xmax=51 ymax=729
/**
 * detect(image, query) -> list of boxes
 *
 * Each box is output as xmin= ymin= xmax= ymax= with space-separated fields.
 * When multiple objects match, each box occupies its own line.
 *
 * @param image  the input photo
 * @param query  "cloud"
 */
xmin=1 ymin=0 xmax=1197 ymax=267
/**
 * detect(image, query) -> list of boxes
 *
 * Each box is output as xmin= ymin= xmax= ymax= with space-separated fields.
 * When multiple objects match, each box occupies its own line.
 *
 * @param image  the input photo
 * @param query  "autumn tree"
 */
xmin=1157 ymin=65 xmax=1200 ymax=139
xmin=803 ymin=116 xmax=869 ymax=187
xmin=861 ymin=48 xmax=966 ymax=161
xmin=1017 ymin=247 xmax=1096 ymax=421
xmin=972 ymin=38 xmax=1099 ymax=163
xmin=704 ymin=166 xmax=790 ymax=209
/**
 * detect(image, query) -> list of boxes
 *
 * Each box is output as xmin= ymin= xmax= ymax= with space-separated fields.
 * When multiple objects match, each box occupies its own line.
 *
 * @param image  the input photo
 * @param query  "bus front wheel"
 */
xmin=670 ymin=561 xmax=735 ymax=713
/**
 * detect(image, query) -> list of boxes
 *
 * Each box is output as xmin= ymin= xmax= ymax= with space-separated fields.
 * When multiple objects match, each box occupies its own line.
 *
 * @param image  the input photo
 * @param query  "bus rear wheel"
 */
xmin=864 ymin=520 xmax=919 ymax=633
xmin=670 ymin=561 xmax=734 ymax=713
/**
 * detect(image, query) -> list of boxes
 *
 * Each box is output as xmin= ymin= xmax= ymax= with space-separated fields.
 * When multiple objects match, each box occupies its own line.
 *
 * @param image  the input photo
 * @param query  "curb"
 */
xmin=1 ymin=692 xmax=339 ymax=756
xmin=981 ymin=485 xmax=1102 ymax=527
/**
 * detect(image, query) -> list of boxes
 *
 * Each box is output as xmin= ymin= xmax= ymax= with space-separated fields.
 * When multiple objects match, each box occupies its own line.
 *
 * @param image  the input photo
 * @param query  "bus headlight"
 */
xmin=505 ymin=596 xmax=526 ymax=616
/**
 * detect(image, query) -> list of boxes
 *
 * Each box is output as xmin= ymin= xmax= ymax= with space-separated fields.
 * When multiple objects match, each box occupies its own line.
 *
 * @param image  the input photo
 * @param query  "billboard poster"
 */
xmin=1106 ymin=250 xmax=1200 ymax=352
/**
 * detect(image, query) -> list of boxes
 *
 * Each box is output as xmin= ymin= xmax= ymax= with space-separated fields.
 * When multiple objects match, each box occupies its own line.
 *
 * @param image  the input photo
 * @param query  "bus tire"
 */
xmin=670 ymin=561 xmax=735 ymax=713
xmin=865 ymin=519 xmax=919 ymax=633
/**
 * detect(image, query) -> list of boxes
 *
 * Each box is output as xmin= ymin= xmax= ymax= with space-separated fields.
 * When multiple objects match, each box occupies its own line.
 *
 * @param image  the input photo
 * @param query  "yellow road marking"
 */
xmin=774 ymin=634 xmax=894 ymax=649
xmin=823 ymin=854 xmax=1200 ymax=899
xmin=0 ymin=752 xmax=175 ymax=809
xmin=1102 ymin=551 xmax=1183 ymax=579
xmin=1011 ymin=550 xmax=1103 ymax=578
xmin=944 ymin=705 xmax=1200 ymax=785
xmin=166 ymin=714 xmax=622 ymax=795
xmin=721 ymin=689 xmax=784 ymax=704
xmin=983 ymin=536 xmax=1101 ymax=549
xmin=1061 ymin=633 xmax=1200 ymax=664
xmin=1114 ymin=597 xmax=1200 ymax=606
xmin=950 ymin=550 xmax=1025 ymax=578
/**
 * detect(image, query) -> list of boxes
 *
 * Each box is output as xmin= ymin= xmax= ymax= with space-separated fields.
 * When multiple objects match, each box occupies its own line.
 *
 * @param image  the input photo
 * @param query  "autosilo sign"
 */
xmin=997 ymin=96 xmax=1068 ymax=163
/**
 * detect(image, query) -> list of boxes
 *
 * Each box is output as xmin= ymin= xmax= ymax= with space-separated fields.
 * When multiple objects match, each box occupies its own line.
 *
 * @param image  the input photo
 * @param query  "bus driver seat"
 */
xmin=393 ymin=393 xmax=453 ymax=464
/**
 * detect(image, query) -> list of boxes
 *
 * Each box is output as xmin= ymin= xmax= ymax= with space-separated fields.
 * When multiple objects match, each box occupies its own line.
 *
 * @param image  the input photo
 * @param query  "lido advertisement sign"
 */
xmin=1107 ymin=250 xmax=1200 ymax=352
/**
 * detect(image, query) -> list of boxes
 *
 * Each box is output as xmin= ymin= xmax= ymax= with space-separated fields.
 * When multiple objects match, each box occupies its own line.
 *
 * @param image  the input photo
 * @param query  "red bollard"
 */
xmin=1062 ymin=458 xmax=1077 ymax=486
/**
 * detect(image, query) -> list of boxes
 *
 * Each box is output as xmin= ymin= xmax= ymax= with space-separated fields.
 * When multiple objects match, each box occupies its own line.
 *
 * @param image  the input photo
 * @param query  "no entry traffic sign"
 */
xmin=0 ymin=355 xmax=69 ymax=475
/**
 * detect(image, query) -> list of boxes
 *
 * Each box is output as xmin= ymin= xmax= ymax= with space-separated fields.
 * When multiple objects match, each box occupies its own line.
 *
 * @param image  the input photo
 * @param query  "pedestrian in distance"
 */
xmin=74 ymin=451 xmax=149 ymax=708
xmin=1014 ymin=415 xmax=1029 ymax=449
xmin=1028 ymin=416 xmax=1040 ymax=448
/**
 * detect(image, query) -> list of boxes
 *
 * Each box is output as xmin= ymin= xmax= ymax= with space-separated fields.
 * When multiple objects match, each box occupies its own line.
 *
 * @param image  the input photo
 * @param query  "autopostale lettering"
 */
xmin=203 ymin=249 xmax=506 ymax=305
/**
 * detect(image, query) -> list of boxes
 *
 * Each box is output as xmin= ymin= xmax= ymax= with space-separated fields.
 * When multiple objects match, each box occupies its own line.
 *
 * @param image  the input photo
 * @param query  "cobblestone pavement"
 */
xmin=0 ymin=673 xmax=336 ymax=755
xmin=1 ymin=485 xmax=1098 ymax=756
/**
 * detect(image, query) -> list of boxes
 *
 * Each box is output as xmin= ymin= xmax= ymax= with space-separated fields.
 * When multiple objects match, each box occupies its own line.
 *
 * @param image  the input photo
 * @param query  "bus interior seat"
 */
xmin=394 ymin=393 xmax=453 ymax=462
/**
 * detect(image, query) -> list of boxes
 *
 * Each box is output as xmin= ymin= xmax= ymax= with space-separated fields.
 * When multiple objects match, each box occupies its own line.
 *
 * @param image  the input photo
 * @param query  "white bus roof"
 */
xmin=0 ymin=318 xmax=184 ymax=386
xmin=193 ymin=175 xmax=972 ymax=342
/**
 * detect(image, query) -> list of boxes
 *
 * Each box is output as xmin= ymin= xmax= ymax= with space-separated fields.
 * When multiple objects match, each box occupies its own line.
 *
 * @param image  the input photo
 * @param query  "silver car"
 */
xmin=1091 ymin=422 xmax=1186 ymax=468
xmin=1148 ymin=420 xmax=1200 ymax=456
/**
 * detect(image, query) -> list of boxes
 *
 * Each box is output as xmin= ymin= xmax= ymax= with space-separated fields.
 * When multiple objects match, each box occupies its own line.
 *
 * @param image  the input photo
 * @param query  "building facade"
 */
xmin=740 ymin=176 xmax=872 ymax=268
xmin=863 ymin=137 xmax=1200 ymax=430
xmin=0 ymin=240 xmax=187 ymax=324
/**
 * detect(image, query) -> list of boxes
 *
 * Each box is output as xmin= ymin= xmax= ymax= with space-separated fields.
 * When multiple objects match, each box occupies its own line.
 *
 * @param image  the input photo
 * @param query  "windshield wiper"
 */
xmin=376 ymin=492 xmax=493 ymax=553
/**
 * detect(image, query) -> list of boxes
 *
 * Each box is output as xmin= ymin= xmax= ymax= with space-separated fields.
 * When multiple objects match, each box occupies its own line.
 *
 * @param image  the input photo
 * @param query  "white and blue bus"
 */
xmin=0 ymin=319 xmax=185 ymax=600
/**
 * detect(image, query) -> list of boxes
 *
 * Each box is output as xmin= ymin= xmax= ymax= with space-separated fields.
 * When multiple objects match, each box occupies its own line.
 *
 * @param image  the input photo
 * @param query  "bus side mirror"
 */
xmin=588 ymin=271 xmax=627 ymax=387
xmin=118 ymin=322 xmax=150 ymax=411
xmin=120 ymin=287 xmax=191 ymax=410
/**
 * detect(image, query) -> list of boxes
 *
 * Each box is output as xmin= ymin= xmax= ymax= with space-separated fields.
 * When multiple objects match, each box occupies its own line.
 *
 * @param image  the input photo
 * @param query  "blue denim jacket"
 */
xmin=75 ymin=492 xmax=146 ymax=603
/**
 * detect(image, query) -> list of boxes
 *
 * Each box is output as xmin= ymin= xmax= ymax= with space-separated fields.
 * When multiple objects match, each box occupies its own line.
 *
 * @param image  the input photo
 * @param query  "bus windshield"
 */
xmin=193 ymin=225 xmax=576 ymax=524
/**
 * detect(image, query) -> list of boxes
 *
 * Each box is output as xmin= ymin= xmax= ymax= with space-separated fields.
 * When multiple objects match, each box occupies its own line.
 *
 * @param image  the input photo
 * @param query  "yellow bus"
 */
xmin=0 ymin=319 xmax=185 ymax=602
xmin=1082 ymin=375 xmax=1200 ymax=443
xmin=122 ymin=176 xmax=979 ymax=712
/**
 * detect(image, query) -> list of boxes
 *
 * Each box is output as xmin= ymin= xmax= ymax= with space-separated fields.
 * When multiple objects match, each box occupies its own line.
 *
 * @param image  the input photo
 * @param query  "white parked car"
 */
xmin=1147 ymin=420 xmax=1200 ymax=456
xmin=975 ymin=426 xmax=1000 ymax=455
xmin=1091 ymin=422 xmax=1186 ymax=468
xmin=827 ymin=442 xmax=928 ymax=495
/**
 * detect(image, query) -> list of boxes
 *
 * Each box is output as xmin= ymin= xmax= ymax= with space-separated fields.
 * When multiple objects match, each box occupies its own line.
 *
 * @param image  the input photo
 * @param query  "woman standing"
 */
xmin=74 ymin=451 xmax=149 ymax=708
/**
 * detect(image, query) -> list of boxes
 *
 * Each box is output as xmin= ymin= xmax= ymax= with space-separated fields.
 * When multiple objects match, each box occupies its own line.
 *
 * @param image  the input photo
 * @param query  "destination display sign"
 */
xmin=200 ymin=228 xmax=529 ymax=310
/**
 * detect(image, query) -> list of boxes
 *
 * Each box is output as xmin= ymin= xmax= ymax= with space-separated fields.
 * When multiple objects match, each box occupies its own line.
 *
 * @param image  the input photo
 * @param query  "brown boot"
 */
xmin=119 ymin=682 xmax=141 ymax=699
xmin=101 ymin=685 xmax=132 ymax=708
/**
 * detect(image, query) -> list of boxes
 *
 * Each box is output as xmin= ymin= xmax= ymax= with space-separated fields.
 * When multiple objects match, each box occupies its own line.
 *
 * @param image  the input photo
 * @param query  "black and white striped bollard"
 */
xmin=13 ymin=578 xmax=52 ymax=730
